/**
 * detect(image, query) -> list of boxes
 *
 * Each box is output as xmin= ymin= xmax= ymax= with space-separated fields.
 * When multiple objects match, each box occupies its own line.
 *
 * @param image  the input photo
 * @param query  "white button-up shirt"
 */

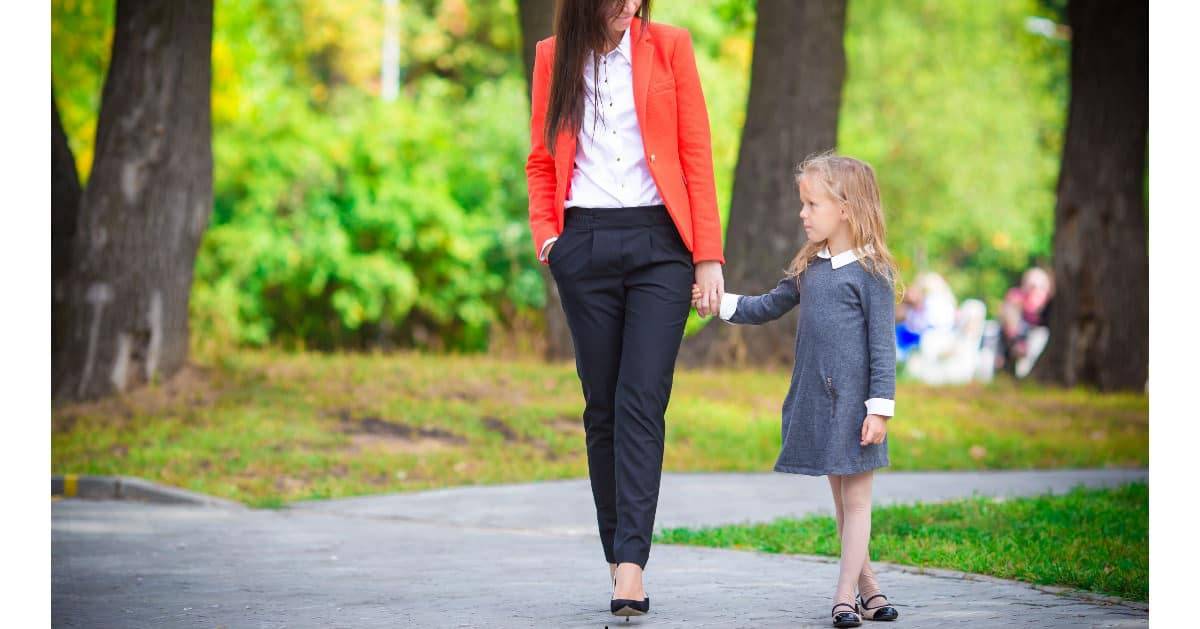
xmin=539 ymin=26 xmax=662 ymax=261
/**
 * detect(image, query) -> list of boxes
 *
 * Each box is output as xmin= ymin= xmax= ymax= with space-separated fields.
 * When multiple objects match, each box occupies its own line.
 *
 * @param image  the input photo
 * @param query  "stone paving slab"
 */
xmin=53 ymin=500 xmax=1146 ymax=628
xmin=52 ymin=469 xmax=1148 ymax=628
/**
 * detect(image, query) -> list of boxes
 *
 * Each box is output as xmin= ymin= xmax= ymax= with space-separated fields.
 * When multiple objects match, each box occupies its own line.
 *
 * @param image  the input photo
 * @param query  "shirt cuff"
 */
xmin=719 ymin=293 xmax=741 ymax=321
xmin=538 ymin=236 xmax=559 ymax=263
xmin=865 ymin=398 xmax=894 ymax=417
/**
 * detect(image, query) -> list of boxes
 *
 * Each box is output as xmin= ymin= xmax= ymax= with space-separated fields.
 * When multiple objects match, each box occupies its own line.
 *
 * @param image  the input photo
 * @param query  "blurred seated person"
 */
xmin=905 ymin=298 xmax=993 ymax=385
xmin=895 ymin=271 xmax=957 ymax=361
xmin=998 ymin=267 xmax=1054 ymax=378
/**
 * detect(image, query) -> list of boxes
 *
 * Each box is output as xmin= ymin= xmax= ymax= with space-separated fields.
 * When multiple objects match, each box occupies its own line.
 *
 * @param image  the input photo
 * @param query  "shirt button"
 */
xmin=650 ymin=154 xmax=656 ymax=162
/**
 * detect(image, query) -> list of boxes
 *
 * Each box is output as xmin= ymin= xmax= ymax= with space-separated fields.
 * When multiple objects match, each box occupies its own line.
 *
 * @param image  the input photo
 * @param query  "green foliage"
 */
xmin=840 ymin=0 xmax=1068 ymax=307
xmin=197 ymin=76 xmax=539 ymax=350
xmin=51 ymin=0 xmax=114 ymax=181
xmin=658 ymin=482 xmax=1149 ymax=601
xmin=52 ymin=0 xmax=1070 ymax=351
xmin=53 ymin=0 xmax=542 ymax=350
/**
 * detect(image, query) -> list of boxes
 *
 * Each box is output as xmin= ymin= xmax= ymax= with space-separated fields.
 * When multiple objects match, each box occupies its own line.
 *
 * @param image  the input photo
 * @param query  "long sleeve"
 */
xmin=861 ymin=272 xmax=897 ymax=416
xmin=526 ymin=40 xmax=558 ymax=265
xmin=670 ymin=31 xmax=724 ymax=265
xmin=719 ymin=276 xmax=800 ymax=325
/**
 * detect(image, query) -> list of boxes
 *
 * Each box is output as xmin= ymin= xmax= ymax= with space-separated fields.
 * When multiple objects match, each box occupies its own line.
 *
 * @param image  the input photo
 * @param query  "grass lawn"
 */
xmin=52 ymin=349 xmax=1147 ymax=507
xmin=656 ymin=482 xmax=1148 ymax=602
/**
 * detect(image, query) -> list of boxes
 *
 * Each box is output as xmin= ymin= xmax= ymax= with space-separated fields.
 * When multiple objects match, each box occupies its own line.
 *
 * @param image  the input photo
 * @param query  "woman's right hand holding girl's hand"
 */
xmin=690 ymin=283 xmax=704 ymax=314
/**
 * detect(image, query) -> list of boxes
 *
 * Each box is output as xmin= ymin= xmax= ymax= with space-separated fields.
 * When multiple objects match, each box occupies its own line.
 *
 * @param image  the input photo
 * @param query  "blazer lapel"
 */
xmin=631 ymin=17 xmax=653 ymax=132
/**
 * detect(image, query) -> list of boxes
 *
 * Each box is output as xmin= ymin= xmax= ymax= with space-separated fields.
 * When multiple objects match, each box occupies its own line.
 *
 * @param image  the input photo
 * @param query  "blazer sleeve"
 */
xmin=670 ymin=31 xmax=725 ymax=265
xmin=526 ymin=40 xmax=558 ymax=265
xmin=719 ymin=276 xmax=801 ymax=325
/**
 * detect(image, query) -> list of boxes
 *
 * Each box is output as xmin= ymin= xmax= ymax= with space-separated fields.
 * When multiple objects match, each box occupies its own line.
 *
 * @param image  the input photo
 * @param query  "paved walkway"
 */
xmin=53 ymin=469 xmax=1148 ymax=628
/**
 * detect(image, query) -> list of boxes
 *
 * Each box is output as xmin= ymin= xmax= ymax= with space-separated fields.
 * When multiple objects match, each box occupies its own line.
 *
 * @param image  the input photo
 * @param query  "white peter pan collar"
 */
xmin=817 ymin=244 xmax=875 ymax=269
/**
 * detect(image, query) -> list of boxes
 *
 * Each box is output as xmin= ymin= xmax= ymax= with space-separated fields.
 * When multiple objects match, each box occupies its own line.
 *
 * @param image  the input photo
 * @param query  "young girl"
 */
xmin=693 ymin=153 xmax=901 ymax=627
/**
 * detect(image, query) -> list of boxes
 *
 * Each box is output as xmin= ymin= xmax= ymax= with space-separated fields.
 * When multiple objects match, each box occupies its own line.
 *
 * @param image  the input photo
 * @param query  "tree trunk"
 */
xmin=680 ymin=0 xmax=847 ymax=367
xmin=52 ymin=0 xmax=214 ymax=402
xmin=518 ymin=0 xmax=574 ymax=361
xmin=52 ymin=94 xmax=82 ymax=380
xmin=1031 ymin=0 xmax=1147 ymax=391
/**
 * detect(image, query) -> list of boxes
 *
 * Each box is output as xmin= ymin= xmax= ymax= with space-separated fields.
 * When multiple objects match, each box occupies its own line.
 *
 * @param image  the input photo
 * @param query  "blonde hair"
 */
xmin=786 ymin=152 xmax=903 ymax=300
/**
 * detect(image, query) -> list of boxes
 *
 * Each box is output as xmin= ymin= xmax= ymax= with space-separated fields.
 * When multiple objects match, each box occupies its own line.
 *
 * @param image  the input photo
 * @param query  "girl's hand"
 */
xmin=694 ymin=261 xmax=724 ymax=317
xmin=691 ymin=284 xmax=703 ymax=311
xmin=860 ymin=414 xmax=888 ymax=446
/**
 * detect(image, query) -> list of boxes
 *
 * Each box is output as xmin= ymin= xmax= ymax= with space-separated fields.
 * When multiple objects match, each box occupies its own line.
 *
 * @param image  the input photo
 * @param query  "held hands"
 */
xmin=860 ymin=414 xmax=888 ymax=446
xmin=692 ymin=261 xmax=724 ymax=317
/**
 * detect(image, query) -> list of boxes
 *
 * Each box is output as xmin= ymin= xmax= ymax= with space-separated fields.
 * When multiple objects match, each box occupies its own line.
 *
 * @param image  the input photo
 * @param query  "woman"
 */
xmin=525 ymin=0 xmax=725 ymax=618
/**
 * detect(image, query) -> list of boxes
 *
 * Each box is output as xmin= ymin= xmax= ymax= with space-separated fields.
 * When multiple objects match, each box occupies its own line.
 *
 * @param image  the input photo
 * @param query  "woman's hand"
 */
xmin=693 ymin=261 xmax=724 ymax=317
xmin=860 ymin=415 xmax=888 ymax=446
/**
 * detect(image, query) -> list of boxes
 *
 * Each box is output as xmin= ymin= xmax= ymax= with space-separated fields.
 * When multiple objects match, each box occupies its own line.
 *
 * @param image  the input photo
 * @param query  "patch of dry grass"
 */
xmin=52 ymin=349 xmax=1147 ymax=507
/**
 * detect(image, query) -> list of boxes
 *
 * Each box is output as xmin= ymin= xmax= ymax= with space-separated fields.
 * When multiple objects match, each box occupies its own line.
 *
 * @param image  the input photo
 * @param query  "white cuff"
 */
xmin=719 ymin=293 xmax=741 ymax=321
xmin=865 ymin=398 xmax=894 ymax=417
xmin=538 ymin=236 xmax=559 ymax=262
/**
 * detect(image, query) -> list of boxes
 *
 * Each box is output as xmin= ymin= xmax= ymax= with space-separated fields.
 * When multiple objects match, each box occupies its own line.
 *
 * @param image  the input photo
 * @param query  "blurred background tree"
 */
xmin=53 ymin=0 xmax=214 ymax=401
xmin=52 ymin=0 xmax=1070 ymax=363
xmin=681 ymin=0 xmax=848 ymax=368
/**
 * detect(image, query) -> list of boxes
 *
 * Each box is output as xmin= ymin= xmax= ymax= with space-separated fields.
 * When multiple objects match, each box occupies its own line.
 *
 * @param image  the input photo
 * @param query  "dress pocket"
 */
xmin=823 ymin=376 xmax=839 ymax=422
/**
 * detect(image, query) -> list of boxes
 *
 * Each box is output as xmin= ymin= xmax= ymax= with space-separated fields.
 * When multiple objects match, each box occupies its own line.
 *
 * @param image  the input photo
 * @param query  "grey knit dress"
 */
xmin=721 ymin=250 xmax=896 ymax=476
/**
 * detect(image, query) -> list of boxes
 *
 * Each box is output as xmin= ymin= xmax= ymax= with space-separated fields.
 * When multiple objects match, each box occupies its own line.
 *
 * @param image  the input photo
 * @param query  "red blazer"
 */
xmin=525 ymin=17 xmax=725 ymax=265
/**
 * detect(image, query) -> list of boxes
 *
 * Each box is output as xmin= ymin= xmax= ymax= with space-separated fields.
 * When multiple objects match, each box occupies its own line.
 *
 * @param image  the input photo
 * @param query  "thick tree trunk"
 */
xmin=52 ymin=95 xmax=82 ymax=378
xmin=1031 ymin=0 xmax=1147 ymax=391
xmin=680 ymin=0 xmax=846 ymax=367
xmin=518 ymin=0 xmax=574 ymax=361
xmin=52 ymin=0 xmax=214 ymax=401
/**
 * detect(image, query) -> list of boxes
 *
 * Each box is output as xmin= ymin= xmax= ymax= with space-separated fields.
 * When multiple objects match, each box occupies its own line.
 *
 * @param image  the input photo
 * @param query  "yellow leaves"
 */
xmin=992 ymin=231 xmax=1012 ymax=250
xmin=298 ymin=0 xmax=385 ymax=92
xmin=720 ymin=36 xmax=753 ymax=70
xmin=437 ymin=0 xmax=471 ymax=38
xmin=210 ymin=39 xmax=241 ymax=125
xmin=311 ymin=83 xmax=329 ymax=104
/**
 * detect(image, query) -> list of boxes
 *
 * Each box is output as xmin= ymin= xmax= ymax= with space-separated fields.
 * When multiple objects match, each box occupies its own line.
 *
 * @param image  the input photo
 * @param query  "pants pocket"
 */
xmin=549 ymin=229 xmax=591 ymax=278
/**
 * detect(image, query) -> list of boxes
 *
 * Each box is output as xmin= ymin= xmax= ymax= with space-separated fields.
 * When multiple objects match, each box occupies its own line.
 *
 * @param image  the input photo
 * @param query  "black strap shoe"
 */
xmin=857 ymin=593 xmax=899 ymax=621
xmin=832 ymin=602 xmax=862 ymax=627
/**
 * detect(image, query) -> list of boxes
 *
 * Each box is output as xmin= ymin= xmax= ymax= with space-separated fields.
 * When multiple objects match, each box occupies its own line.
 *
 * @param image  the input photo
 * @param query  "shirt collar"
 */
xmin=610 ymin=25 xmax=633 ymax=63
xmin=817 ymin=244 xmax=875 ymax=269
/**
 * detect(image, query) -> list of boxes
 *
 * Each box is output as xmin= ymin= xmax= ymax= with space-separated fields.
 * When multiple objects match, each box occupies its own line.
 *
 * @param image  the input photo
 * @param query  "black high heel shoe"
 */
xmin=857 ymin=593 xmax=899 ymax=621
xmin=610 ymin=567 xmax=650 ymax=619
xmin=610 ymin=596 xmax=650 ymax=618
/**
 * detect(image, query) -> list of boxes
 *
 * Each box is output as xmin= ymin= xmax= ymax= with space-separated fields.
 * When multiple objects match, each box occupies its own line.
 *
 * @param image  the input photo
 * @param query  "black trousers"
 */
xmin=548 ymin=204 xmax=694 ymax=569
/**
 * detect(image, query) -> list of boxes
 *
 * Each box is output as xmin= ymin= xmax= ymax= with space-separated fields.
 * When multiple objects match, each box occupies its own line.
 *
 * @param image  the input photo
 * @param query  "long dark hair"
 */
xmin=543 ymin=0 xmax=652 ymax=156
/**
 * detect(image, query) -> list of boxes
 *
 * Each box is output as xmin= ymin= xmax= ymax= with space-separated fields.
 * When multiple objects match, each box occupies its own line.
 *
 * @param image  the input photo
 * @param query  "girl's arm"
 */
xmin=861 ymin=273 xmax=897 ymax=417
xmin=717 ymin=276 xmax=800 ymax=325
xmin=525 ymin=40 xmax=558 ymax=265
